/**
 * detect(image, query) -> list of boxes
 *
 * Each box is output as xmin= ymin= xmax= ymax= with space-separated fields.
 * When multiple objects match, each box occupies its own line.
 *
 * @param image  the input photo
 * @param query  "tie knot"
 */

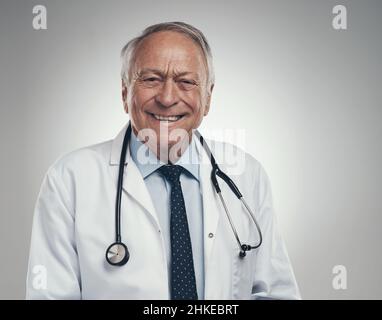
xmin=158 ymin=165 xmax=183 ymax=184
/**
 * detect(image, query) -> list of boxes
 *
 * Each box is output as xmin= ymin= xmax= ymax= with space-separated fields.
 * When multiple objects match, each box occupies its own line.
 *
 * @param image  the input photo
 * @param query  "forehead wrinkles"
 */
xmin=132 ymin=32 xmax=208 ymax=81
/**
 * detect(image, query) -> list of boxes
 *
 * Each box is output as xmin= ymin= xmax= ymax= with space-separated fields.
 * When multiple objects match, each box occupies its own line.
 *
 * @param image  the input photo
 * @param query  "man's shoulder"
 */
xmin=47 ymin=139 xmax=113 ymax=178
xmin=203 ymin=138 xmax=273 ymax=206
xmin=203 ymin=137 xmax=264 ymax=176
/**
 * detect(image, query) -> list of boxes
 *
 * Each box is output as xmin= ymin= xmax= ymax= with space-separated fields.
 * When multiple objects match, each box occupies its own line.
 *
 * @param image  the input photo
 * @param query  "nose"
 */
xmin=155 ymin=79 xmax=180 ymax=108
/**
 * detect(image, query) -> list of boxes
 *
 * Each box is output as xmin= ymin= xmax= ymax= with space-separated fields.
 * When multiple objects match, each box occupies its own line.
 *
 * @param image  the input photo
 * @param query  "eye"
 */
xmin=143 ymin=77 xmax=160 ymax=82
xmin=141 ymin=77 xmax=162 ymax=87
xmin=181 ymin=80 xmax=194 ymax=84
xmin=178 ymin=79 xmax=197 ymax=90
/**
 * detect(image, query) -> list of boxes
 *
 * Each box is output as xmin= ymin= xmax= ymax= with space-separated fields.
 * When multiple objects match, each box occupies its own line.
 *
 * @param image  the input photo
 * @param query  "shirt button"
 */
xmin=208 ymin=233 xmax=214 ymax=238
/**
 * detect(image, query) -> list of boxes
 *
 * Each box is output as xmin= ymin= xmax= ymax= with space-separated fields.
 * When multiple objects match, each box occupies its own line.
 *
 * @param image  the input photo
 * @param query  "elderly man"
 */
xmin=26 ymin=22 xmax=300 ymax=300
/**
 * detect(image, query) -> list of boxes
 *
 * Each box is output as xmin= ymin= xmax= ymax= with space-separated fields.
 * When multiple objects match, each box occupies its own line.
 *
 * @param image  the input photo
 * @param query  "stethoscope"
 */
xmin=106 ymin=123 xmax=263 ymax=266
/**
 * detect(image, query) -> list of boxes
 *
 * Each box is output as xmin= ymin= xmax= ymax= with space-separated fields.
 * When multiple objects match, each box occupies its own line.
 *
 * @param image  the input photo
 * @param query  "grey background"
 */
xmin=1 ymin=0 xmax=381 ymax=299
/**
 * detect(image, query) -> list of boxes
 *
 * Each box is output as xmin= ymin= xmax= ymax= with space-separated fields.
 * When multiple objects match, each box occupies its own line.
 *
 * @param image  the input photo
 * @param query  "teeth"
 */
xmin=153 ymin=114 xmax=182 ymax=121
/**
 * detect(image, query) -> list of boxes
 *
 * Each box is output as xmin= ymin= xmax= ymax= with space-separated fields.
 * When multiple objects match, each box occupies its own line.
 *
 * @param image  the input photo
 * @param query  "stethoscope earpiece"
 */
xmin=106 ymin=242 xmax=130 ymax=266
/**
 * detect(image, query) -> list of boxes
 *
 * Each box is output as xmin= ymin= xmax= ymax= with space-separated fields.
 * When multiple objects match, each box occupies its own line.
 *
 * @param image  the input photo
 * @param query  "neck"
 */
xmin=133 ymin=127 xmax=192 ymax=164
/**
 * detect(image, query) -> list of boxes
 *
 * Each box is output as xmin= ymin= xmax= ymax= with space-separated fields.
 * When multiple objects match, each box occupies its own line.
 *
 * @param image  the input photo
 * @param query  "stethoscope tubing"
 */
xmin=107 ymin=122 xmax=262 ymax=266
xmin=115 ymin=124 xmax=132 ymax=243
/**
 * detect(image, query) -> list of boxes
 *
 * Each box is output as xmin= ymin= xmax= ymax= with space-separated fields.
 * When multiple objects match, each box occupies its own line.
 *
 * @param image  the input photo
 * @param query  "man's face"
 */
xmin=122 ymin=31 xmax=213 ymax=154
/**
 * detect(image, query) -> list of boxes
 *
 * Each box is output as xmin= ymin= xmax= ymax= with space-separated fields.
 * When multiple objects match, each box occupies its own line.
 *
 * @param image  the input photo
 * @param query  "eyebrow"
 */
xmin=138 ymin=68 xmax=163 ymax=76
xmin=138 ymin=68 xmax=200 ymax=80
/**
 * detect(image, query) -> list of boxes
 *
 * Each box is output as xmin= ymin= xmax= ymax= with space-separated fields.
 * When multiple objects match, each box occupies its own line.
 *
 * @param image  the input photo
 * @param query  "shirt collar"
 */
xmin=129 ymin=130 xmax=200 ymax=181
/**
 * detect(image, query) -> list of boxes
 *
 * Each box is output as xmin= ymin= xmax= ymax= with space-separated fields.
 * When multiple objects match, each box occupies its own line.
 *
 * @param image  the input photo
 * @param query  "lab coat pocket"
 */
xmin=230 ymin=202 xmax=259 ymax=299
xmin=231 ymin=245 xmax=257 ymax=299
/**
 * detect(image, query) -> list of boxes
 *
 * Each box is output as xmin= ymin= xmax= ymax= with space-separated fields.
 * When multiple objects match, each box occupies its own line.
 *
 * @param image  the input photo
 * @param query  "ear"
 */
xmin=203 ymin=83 xmax=214 ymax=116
xmin=122 ymin=79 xmax=128 ymax=113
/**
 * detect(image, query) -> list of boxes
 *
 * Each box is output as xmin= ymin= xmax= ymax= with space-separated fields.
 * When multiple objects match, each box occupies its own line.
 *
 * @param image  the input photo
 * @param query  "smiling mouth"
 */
xmin=149 ymin=113 xmax=185 ymax=122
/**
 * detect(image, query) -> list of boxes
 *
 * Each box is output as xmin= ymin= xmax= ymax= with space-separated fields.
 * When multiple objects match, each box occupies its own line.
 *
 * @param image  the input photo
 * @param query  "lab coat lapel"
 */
xmin=195 ymin=136 xmax=221 ymax=274
xmin=110 ymin=124 xmax=159 ymax=228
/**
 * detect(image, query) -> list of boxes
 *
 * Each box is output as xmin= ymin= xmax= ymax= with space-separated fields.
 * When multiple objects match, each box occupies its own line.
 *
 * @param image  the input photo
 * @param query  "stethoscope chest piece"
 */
xmin=106 ymin=242 xmax=129 ymax=266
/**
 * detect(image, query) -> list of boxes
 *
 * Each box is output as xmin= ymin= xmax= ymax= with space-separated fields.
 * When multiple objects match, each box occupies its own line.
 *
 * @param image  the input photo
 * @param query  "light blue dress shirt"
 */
xmin=129 ymin=131 xmax=205 ymax=299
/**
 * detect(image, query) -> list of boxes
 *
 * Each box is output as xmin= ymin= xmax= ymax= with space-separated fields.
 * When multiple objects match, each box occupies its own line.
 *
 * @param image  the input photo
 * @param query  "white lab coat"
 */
xmin=26 ymin=124 xmax=301 ymax=300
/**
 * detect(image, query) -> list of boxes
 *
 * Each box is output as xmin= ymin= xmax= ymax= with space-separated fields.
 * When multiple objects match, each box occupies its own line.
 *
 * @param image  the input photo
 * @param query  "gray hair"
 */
xmin=120 ymin=21 xmax=215 ymax=91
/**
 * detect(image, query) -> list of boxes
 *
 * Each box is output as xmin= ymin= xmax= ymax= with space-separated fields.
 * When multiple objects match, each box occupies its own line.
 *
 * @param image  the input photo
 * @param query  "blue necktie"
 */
xmin=158 ymin=164 xmax=198 ymax=300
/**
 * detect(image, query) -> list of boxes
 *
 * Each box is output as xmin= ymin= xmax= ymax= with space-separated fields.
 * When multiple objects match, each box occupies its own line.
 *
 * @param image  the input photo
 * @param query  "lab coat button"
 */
xmin=208 ymin=232 xmax=214 ymax=238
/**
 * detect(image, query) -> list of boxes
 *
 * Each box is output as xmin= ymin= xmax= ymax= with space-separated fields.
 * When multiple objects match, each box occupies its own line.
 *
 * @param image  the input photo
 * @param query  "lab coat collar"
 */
xmin=110 ymin=123 xmax=129 ymax=165
xmin=110 ymin=123 xmax=199 ymax=177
